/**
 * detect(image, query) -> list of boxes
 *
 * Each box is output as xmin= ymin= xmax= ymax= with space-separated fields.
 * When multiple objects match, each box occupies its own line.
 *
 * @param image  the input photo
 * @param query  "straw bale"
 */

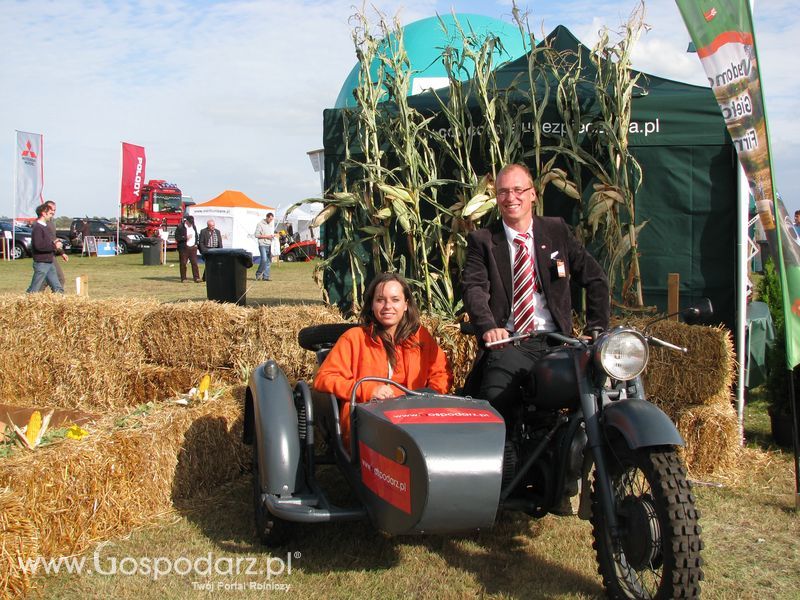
xmin=0 ymin=391 xmax=247 ymax=563
xmin=676 ymin=402 xmax=740 ymax=476
xmin=0 ymin=488 xmax=38 ymax=600
xmin=139 ymin=302 xmax=250 ymax=369
xmin=420 ymin=315 xmax=476 ymax=392
xmin=631 ymin=320 xmax=735 ymax=413
xmin=241 ymin=304 xmax=346 ymax=381
xmin=0 ymin=295 xmax=156 ymax=411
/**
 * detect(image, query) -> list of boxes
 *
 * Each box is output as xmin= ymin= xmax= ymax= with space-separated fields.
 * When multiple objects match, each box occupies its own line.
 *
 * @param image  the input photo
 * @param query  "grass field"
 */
xmin=3 ymin=253 xmax=799 ymax=599
xmin=0 ymin=251 xmax=324 ymax=304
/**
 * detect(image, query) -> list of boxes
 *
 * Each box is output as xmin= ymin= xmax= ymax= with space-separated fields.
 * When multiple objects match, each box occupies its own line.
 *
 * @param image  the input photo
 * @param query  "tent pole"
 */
xmin=736 ymin=162 xmax=748 ymax=445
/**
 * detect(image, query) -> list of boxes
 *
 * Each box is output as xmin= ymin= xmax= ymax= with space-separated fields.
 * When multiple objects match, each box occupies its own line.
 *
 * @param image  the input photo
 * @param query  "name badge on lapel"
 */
xmin=556 ymin=259 xmax=566 ymax=278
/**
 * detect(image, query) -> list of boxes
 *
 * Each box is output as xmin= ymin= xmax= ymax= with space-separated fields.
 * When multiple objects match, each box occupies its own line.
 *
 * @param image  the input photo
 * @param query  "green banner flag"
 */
xmin=676 ymin=0 xmax=800 ymax=368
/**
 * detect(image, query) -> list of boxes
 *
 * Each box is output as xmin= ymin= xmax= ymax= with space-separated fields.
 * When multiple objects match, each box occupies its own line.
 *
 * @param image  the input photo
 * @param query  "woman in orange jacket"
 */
xmin=314 ymin=273 xmax=453 ymax=445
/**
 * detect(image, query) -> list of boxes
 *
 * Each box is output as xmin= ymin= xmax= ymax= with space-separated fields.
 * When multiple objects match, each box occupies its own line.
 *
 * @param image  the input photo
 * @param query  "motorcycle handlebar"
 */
xmin=484 ymin=330 xmax=585 ymax=349
xmin=646 ymin=335 xmax=688 ymax=353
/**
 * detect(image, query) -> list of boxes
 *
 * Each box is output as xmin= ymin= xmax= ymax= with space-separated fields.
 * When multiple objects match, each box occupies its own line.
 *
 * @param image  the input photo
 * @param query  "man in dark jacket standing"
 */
xmin=175 ymin=215 xmax=201 ymax=283
xmin=462 ymin=163 xmax=609 ymax=419
xmin=26 ymin=203 xmax=64 ymax=293
xmin=198 ymin=219 xmax=222 ymax=282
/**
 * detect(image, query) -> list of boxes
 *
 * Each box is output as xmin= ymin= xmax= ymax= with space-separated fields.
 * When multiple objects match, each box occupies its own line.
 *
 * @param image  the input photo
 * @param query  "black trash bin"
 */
xmin=142 ymin=239 xmax=162 ymax=266
xmin=204 ymin=248 xmax=254 ymax=305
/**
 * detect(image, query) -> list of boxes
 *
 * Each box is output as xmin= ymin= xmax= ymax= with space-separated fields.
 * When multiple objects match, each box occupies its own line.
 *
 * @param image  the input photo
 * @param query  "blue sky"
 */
xmin=2 ymin=0 xmax=797 ymax=218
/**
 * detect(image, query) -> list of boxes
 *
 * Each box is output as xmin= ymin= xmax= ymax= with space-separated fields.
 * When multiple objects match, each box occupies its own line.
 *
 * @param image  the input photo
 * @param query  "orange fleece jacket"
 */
xmin=314 ymin=325 xmax=453 ymax=403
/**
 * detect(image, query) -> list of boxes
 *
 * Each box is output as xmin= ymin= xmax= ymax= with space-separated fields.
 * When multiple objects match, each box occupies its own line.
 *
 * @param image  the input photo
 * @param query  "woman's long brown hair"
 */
xmin=359 ymin=273 xmax=421 ymax=369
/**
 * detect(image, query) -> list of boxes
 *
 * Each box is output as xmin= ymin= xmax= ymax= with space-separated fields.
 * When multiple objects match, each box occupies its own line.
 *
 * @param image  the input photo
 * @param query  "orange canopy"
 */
xmin=194 ymin=190 xmax=275 ymax=210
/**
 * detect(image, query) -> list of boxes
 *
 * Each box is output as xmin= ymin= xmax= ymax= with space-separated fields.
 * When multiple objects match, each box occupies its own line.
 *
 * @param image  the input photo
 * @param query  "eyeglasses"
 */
xmin=496 ymin=186 xmax=533 ymax=199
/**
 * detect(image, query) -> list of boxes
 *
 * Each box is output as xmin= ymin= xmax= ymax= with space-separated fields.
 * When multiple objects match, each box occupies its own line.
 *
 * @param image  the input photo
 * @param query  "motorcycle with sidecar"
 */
xmin=243 ymin=300 xmax=711 ymax=599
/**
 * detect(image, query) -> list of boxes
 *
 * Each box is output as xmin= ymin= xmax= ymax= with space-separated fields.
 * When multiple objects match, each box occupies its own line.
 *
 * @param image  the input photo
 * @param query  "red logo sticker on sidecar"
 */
xmin=384 ymin=407 xmax=504 ymax=424
xmin=359 ymin=441 xmax=411 ymax=514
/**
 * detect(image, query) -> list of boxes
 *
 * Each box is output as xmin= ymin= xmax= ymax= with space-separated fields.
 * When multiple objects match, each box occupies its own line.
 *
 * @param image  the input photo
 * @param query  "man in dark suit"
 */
xmin=462 ymin=163 xmax=609 ymax=419
xmin=198 ymin=219 xmax=222 ymax=281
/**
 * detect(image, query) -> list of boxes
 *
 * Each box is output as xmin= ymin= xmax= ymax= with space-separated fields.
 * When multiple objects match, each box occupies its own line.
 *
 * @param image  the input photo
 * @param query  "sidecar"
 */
xmin=242 ymin=325 xmax=506 ymax=545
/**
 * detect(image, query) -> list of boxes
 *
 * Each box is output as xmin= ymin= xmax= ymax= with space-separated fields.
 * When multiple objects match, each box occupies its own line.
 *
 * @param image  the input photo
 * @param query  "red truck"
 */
xmin=120 ymin=179 xmax=188 ymax=245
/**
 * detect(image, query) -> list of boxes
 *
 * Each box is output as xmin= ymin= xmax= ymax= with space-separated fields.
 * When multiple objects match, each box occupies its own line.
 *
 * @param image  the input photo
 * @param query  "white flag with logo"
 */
xmin=14 ymin=130 xmax=44 ymax=217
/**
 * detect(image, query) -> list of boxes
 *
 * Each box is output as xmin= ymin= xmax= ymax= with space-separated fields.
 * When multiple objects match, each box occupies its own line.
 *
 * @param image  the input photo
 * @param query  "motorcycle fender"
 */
xmin=602 ymin=398 xmax=684 ymax=449
xmin=247 ymin=360 xmax=303 ymax=496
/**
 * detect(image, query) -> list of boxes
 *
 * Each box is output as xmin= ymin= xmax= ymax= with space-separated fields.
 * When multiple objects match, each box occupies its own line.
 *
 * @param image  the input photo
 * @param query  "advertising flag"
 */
xmin=120 ymin=142 xmax=146 ymax=206
xmin=14 ymin=130 xmax=44 ymax=217
xmin=676 ymin=0 xmax=800 ymax=369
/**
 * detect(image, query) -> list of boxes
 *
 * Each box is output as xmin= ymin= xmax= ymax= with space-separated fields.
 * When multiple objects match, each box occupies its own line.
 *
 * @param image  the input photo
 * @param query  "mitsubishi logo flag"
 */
xmin=120 ymin=142 xmax=146 ymax=206
xmin=676 ymin=0 xmax=800 ymax=370
xmin=14 ymin=130 xmax=44 ymax=217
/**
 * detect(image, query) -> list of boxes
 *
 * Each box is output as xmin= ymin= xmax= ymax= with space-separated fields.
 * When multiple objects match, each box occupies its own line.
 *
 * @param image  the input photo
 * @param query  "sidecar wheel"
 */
xmin=591 ymin=447 xmax=703 ymax=599
xmin=252 ymin=442 xmax=291 ymax=546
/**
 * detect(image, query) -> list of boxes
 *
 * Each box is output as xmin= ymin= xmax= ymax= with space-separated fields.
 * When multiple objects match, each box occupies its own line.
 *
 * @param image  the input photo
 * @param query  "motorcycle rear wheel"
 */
xmin=591 ymin=447 xmax=703 ymax=599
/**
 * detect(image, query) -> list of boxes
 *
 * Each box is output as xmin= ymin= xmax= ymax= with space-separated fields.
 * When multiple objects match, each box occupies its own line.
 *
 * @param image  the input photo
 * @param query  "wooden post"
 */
xmin=75 ymin=275 xmax=89 ymax=297
xmin=667 ymin=273 xmax=680 ymax=319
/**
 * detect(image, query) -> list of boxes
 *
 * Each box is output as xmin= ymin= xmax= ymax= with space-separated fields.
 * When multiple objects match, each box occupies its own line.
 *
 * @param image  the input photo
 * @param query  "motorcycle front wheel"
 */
xmin=591 ymin=447 xmax=703 ymax=599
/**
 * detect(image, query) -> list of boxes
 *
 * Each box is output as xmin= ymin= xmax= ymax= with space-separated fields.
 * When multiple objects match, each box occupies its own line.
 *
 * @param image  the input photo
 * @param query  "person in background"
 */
xmin=81 ymin=218 xmax=91 ymax=242
xmin=26 ymin=203 xmax=64 ymax=294
xmin=175 ymin=215 xmax=200 ymax=283
xmin=198 ymin=219 xmax=222 ymax=282
xmin=254 ymin=212 xmax=275 ymax=281
xmin=314 ymin=272 xmax=453 ymax=446
xmin=44 ymin=200 xmax=68 ymax=290
xmin=794 ymin=210 xmax=800 ymax=240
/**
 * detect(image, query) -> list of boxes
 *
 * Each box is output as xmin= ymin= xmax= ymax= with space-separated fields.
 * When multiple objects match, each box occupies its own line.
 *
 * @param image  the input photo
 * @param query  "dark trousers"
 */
xmin=179 ymin=246 xmax=200 ymax=281
xmin=478 ymin=337 xmax=554 ymax=421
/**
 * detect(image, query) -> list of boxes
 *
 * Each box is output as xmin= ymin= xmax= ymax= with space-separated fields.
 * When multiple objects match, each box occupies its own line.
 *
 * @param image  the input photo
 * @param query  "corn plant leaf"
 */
xmin=609 ymin=220 xmax=648 ymax=271
xmin=331 ymin=192 xmax=360 ymax=206
xmin=469 ymin=199 xmax=497 ymax=222
xmin=462 ymin=193 xmax=492 ymax=218
xmin=360 ymin=225 xmax=386 ymax=236
xmin=587 ymin=191 xmax=618 ymax=232
xmin=375 ymin=207 xmax=392 ymax=220
xmin=378 ymin=183 xmax=414 ymax=204
xmin=311 ymin=205 xmax=338 ymax=228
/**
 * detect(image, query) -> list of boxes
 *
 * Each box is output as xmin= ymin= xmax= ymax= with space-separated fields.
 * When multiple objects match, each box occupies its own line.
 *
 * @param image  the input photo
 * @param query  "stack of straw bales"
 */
xmin=0 ymin=296 xmax=737 ymax=597
xmin=629 ymin=318 xmax=739 ymax=474
xmin=0 ymin=295 xmax=344 ymax=597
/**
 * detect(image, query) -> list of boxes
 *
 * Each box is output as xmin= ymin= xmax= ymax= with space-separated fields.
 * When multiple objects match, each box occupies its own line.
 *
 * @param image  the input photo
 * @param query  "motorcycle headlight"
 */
xmin=595 ymin=327 xmax=648 ymax=381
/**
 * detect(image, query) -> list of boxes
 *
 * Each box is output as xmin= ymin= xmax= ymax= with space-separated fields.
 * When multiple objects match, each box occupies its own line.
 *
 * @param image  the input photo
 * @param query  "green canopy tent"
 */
xmin=322 ymin=25 xmax=737 ymax=328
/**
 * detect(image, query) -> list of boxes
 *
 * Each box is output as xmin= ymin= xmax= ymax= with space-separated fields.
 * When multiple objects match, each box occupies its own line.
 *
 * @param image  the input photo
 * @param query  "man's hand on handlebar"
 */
xmin=482 ymin=328 xmax=511 ymax=346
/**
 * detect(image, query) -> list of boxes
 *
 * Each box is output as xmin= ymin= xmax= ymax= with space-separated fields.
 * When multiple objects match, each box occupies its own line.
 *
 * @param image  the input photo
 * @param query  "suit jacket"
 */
xmin=198 ymin=228 xmax=221 ymax=254
xmin=462 ymin=217 xmax=609 ymax=339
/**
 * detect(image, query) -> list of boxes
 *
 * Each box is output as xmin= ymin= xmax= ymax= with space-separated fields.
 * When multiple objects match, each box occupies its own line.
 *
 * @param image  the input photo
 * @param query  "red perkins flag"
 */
xmin=120 ymin=142 xmax=146 ymax=206
xmin=14 ymin=130 xmax=44 ymax=217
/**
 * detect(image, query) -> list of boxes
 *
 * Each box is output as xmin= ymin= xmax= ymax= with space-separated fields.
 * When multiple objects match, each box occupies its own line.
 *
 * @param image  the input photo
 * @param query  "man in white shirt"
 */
xmin=176 ymin=215 xmax=201 ymax=283
xmin=254 ymin=213 xmax=275 ymax=281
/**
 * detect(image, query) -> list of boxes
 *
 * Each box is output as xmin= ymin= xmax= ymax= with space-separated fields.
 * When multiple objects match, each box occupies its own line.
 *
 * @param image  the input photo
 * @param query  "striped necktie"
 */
xmin=512 ymin=233 xmax=537 ymax=333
